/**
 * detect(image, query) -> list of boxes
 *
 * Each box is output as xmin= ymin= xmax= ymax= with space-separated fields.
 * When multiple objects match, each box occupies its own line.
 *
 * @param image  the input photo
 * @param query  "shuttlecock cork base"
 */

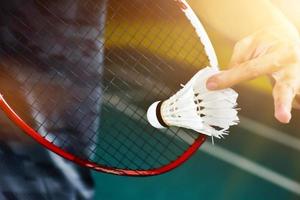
xmin=147 ymin=101 xmax=168 ymax=129
xmin=147 ymin=67 xmax=239 ymax=139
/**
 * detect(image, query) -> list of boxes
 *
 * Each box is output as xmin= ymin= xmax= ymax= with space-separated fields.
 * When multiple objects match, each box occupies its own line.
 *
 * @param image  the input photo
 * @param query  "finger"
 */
xmin=207 ymin=51 xmax=284 ymax=90
xmin=229 ymin=37 xmax=255 ymax=67
xmin=274 ymin=65 xmax=300 ymax=110
xmin=207 ymin=47 xmax=298 ymax=90
xmin=272 ymin=80 xmax=297 ymax=123
xmin=250 ymin=43 xmax=272 ymax=59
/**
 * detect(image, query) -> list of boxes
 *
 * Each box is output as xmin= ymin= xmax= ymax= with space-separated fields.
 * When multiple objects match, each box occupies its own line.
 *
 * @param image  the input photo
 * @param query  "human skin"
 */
xmin=191 ymin=0 xmax=300 ymax=123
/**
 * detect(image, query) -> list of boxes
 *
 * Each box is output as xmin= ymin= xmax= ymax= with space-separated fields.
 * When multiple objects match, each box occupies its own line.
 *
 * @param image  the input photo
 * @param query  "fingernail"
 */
xmin=206 ymin=81 xmax=218 ymax=90
xmin=275 ymin=104 xmax=291 ymax=123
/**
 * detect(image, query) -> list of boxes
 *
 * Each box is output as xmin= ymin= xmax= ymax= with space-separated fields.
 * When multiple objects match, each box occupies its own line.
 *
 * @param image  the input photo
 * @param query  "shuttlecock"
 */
xmin=147 ymin=67 xmax=239 ymax=138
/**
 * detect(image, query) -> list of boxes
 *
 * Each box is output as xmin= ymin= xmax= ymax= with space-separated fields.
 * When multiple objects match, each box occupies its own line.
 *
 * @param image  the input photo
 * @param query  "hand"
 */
xmin=206 ymin=24 xmax=300 ymax=123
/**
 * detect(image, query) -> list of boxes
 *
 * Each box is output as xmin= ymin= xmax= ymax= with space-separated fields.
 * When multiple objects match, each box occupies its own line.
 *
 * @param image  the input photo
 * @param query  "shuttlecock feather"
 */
xmin=147 ymin=67 xmax=239 ymax=138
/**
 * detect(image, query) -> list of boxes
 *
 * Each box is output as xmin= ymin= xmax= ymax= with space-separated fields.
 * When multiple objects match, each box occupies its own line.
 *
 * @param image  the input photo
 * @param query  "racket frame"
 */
xmin=0 ymin=0 xmax=217 ymax=176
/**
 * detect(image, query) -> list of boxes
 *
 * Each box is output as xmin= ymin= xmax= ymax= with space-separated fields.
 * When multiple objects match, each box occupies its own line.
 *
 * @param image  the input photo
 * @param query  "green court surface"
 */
xmin=93 ymin=87 xmax=300 ymax=200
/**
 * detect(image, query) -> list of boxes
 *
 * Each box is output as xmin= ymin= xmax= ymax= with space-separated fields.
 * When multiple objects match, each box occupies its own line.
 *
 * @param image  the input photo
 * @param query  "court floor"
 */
xmin=93 ymin=86 xmax=300 ymax=200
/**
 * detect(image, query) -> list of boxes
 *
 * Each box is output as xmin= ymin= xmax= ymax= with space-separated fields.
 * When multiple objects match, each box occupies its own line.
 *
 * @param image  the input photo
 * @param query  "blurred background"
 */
xmin=94 ymin=0 xmax=300 ymax=199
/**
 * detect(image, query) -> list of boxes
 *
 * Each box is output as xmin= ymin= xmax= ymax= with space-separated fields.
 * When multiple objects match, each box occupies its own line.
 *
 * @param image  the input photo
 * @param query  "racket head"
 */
xmin=0 ymin=0 xmax=217 ymax=176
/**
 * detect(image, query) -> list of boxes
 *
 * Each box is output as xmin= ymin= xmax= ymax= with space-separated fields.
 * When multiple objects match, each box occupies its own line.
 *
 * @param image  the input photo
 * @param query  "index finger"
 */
xmin=206 ymin=47 xmax=299 ymax=90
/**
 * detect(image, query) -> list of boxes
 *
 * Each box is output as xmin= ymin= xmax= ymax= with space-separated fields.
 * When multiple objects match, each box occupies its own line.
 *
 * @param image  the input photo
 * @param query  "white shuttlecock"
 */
xmin=147 ymin=67 xmax=239 ymax=139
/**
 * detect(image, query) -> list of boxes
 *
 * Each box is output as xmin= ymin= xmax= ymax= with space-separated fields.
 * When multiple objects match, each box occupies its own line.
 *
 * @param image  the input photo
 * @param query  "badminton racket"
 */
xmin=0 ymin=0 xmax=235 ymax=176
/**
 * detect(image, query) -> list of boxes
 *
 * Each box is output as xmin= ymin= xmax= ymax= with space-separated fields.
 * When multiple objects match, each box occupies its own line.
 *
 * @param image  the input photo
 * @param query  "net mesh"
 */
xmin=0 ymin=0 xmax=210 ymax=171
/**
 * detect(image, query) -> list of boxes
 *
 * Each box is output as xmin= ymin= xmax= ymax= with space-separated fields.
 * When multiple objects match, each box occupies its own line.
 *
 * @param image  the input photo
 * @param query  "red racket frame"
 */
xmin=0 ymin=0 xmax=210 ymax=176
xmin=0 ymin=95 xmax=206 ymax=176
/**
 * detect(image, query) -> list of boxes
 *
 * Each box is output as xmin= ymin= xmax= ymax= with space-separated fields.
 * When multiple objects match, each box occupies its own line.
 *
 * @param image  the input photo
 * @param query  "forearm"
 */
xmin=189 ymin=0 xmax=295 ymax=41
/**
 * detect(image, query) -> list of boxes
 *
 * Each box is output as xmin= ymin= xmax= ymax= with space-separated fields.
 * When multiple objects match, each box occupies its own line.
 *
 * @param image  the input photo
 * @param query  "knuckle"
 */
xmin=244 ymin=65 xmax=259 ymax=78
xmin=235 ymin=36 xmax=253 ymax=50
xmin=274 ymin=81 xmax=297 ymax=98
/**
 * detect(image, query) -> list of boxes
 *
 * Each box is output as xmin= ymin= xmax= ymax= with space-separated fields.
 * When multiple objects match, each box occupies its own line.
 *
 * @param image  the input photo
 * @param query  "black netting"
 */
xmin=0 ymin=0 xmax=209 ymax=173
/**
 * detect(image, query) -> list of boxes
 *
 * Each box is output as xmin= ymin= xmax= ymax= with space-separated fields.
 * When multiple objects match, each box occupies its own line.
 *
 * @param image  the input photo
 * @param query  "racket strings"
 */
xmin=5 ymin=22 xmax=138 ymax=163
xmin=97 ymin=97 xmax=182 ymax=169
xmin=3 ymin=1 xmax=106 ymax=86
xmin=100 ymin=125 xmax=163 ymax=169
xmin=84 ymin=0 xmax=204 ymax=166
xmin=101 ymin=58 xmax=196 ymax=168
xmin=95 ymin=0 xmax=207 ymax=168
xmin=101 ymin=66 xmax=190 ymax=146
xmin=0 ymin=0 xmax=211 ymax=171
xmin=0 ymin=2 xmax=105 ymax=158
xmin=105 ymin=1 xmax=206 ymax=70
xmin=99 ymin=101 xmax=182 ymax=169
